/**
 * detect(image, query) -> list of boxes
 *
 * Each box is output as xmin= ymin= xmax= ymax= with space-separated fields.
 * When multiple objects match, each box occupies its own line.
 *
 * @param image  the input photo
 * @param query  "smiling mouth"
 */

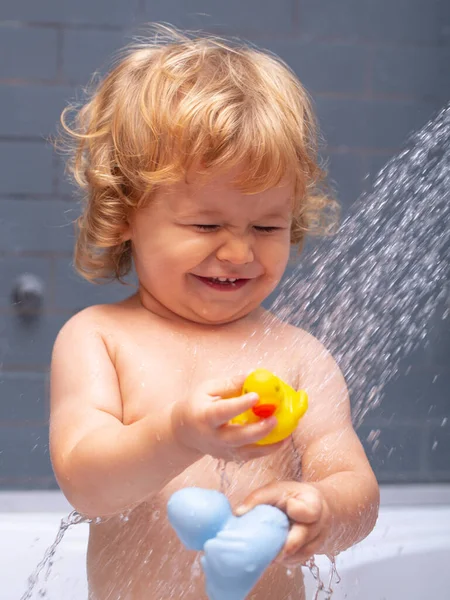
xmin=193 ymin=275 xmax=250 ymax=290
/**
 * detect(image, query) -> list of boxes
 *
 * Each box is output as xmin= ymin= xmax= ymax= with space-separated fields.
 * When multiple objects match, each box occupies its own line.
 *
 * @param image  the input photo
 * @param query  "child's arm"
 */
xmin=50 ymin=308 xmax=280 ymax=518
xmin=234 ymin=334 xmax=379 ymax=564
xmin=50 ymin=308 xmax=198 ymax=518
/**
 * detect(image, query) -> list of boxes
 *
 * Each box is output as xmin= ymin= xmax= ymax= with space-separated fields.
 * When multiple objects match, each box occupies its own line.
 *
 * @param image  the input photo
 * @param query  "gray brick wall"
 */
xmin=0 ymin=1 xmax=448 ymax=489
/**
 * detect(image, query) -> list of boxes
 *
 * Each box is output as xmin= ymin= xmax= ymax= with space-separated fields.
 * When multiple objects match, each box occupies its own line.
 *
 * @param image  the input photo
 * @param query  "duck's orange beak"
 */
xmin=252 ymin=404 xmax=277 ymax=418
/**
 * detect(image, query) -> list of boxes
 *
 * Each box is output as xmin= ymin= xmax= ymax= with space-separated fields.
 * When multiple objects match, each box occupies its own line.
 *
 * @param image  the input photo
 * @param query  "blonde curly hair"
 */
xmin=60 ymin=24 xmax=339 ymax=282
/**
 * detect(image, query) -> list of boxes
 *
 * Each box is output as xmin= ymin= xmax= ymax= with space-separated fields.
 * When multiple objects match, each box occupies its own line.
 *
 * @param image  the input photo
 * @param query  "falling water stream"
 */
xmin=272 ymin=103 xmax=449 ymax=430
xmin=20 ymin=104 xmax=449 ymax=599
xmin=19 ymin=511 xmax=90 ymax=600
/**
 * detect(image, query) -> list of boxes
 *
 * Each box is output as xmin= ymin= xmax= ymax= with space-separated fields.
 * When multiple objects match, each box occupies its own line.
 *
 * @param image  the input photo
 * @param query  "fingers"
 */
xmin=203 ymin=374 xmax=248 ymax=399
xmin=235 ymin=481 xmax=296 ymax=515
xmin=236 ymin=482 xmax=323 ymax=521
xmin=207 ymin=393 xmax=259 ymax=427
xmin=273 ymin=522 xmax=322 ymax=566
xmin=219 ymin=416 xmax=277 ymax=446
xmin=277 ymin=529 xmax=322 ymax=566
xmin=283 ymin=523 xmax=310 ymax=556
xmin=285 ymin=494 xmax=322 ymax=524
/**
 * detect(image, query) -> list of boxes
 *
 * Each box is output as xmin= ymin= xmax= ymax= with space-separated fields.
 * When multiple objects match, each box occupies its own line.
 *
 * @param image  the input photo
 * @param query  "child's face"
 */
xmin=125 ymin=168 xmax=294 ymax=325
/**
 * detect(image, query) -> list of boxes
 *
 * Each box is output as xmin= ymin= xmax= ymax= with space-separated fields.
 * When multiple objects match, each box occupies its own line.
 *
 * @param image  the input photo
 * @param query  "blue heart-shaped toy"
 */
xmin=167 ymin=487 xmax=289 ymax=600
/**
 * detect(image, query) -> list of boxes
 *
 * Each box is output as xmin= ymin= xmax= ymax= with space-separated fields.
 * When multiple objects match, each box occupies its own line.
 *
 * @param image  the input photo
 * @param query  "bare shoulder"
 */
xmin=265 ymin=316 xmax=332 ymax=380
xmin=277 ymin=322 xmax=342 ymax=382
xmin=55 ymin=303 xmax=114 ymax=335
xmin=51 ymin=303 xmax=126 ymax=398
xmin=262 ymin=310 xmax=319 ymax=350
xmin=53 ymin=295 xmax=140 ymax=353
xmin=271 ymin=319 xmax=351 ymax=429
xmin=276 ymin=321 xmax=329 ymax=359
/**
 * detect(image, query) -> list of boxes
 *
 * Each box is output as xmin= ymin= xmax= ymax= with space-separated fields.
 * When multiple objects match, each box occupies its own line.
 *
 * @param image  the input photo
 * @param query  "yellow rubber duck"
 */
xmin=230 ymin=368 xmax=308 ymax=445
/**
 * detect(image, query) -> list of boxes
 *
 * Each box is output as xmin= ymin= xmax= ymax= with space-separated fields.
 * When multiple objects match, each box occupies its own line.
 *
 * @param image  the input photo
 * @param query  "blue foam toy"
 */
xmin=167 ymin=487 xmax=289 ymax=600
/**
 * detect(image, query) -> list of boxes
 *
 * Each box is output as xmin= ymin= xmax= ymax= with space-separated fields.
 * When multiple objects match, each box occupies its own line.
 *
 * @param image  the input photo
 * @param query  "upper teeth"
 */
xmin=214 ymin=277 xmax=237 ymax=282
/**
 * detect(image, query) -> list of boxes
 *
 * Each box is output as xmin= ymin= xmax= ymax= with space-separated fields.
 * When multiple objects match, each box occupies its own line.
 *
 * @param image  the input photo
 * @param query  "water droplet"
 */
xmin=191 ymin=554 xmax=202 ymax=578
xmin=366 ymin=430 xmax=380 ymax=443
xmin=270 ymin=105 xmax=450 ymax=429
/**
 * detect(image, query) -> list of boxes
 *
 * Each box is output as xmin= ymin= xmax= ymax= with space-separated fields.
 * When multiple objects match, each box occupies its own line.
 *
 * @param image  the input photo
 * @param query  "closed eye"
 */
xmin=193 ymin=224 xmax=281 ymax=233
xmin=193 ymin=224 xmax=220 ymax=231
xmin=254 ymin=226 xmax=281 ymax=233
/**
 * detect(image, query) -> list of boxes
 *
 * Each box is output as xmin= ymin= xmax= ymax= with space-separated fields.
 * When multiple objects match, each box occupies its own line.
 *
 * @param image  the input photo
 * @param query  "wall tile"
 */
xmin=0 ymin=199 xmax=78 ymax=253
xmin=299 ymin=0 xmax=442 ymax=44
xmin=365 ymin=365 xmax=450 ymax=421
xmin=315 ymin=97 xmax=441 ymax=149
xmin=1 ymin=0 xmax=141 ymax=26
xmin=0 ymin=142 xmax=54 ymax=195
xmin=0 ymin=313 xmax=68 ymax=369
xmin=373 ymin=47 xmax=450 ymax=102
xmin=62 ymin=29 xmax=127 ymax=84
xmin=427 ymin=424 xmax=450 ymax=474
xmin=53 ymin=258 xmax=137 ymax=311
xmin=439 ymin=1 xmax=450 ymax=45
xmin=0 ymin=26 xmax=58 ymax=80
xmin=358 ymin=423 xmax=425 ymax=481
xmin=0 ymin=425 xmax=53 ymax=480
xmin=144 ymin=0 xmax=295 ymax=33
xmin=54 ymin=154 xmax=78 ymax=198
xmin=0 ymin=372 xmax=48 ymax=422
xmin=267 ymin=40 xmax=368 ymax=95
xmin=0 ymin=85 xmax=73 ymax=138
xmin=326 ymin=151 xmax=367 ymax=210
xmin=424 ymin=299 xmax=450 ymax=370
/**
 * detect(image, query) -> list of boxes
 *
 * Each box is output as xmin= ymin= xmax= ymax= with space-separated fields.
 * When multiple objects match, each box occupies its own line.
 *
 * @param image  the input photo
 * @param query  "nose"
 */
xmin=216 ymin=234 xmax=254 ymax=265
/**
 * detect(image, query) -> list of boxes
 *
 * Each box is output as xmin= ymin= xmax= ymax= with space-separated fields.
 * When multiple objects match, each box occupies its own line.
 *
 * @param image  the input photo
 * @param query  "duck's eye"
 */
xmin=243 ymin=388 xmax=248 ymax=394
xmin=275 ymin=385 xmax=280 ymax=392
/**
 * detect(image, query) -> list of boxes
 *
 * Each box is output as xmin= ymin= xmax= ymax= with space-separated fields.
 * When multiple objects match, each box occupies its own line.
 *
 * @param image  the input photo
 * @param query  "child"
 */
xmin=50 ymin=25 xmax=379 ymax=600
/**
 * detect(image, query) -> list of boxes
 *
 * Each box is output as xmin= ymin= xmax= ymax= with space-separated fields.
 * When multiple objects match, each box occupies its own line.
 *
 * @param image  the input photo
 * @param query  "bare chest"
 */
xmin=87 ymin=308 xmax=306 ymax=599
xmin=112 ymin=323 xmax=300 ymax=427
xmin=107 ymin=320 xmax=301 ymax=495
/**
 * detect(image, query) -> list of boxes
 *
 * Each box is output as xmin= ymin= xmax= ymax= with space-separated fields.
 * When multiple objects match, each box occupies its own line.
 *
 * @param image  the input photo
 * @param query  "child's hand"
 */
xmin=235 ymin=481 xmax=331 ymax=565
xmin=171 ymin=374 xmax=286 ymax=462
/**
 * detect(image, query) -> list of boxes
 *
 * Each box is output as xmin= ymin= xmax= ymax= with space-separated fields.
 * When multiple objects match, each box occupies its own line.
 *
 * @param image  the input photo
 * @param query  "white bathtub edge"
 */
xmin=0 ymin=490 xmax=74 ymax=512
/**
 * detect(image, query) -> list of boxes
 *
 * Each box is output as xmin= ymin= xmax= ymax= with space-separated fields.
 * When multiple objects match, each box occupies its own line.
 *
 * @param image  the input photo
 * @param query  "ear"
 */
xmin=120 ymin=225 xmax=132 ymax=242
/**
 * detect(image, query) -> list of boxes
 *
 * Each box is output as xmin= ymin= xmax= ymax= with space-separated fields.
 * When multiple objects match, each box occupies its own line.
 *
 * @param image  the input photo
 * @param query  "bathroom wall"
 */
xmin=0 ymin=0 xmax=449 ymax=489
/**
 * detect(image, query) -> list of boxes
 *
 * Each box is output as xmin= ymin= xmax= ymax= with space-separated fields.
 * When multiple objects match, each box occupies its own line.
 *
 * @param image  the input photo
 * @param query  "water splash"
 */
xmin=306 ymin=556 xmax=340 ymax=599
xmin=272 ymin=103 xmax=449 ymax=429
xmin=216 ymin=458 xmax=231 ymax=493
xmin=20 ymin=511 xmax=91 ymax=600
